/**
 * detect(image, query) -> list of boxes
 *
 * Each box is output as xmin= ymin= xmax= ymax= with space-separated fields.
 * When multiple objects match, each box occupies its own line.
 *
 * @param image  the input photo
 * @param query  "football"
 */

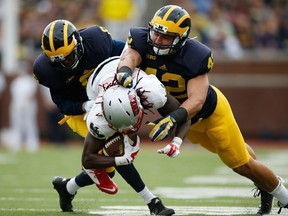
xmin=102 ymin=132 xmax=138 ymax=157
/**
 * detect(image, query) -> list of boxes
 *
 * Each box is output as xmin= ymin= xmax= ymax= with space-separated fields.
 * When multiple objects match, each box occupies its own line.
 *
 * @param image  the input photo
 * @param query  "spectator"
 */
xmin=7 ymin=60 xmax=39 ymax=152
xmin=0 ymin=72 xmax=7 ymax=144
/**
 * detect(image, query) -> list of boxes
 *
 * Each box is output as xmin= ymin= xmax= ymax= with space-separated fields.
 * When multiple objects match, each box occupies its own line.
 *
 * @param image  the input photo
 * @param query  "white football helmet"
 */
xmin=102 ymin=85 xmax=144 ymax=133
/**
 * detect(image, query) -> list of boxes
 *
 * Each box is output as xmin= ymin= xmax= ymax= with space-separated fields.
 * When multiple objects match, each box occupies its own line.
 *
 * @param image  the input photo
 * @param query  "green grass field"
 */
xmin=1 ymin=141 xmax=288 ymax=216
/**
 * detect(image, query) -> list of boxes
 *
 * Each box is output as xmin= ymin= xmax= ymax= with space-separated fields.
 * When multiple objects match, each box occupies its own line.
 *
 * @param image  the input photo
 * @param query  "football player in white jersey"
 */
xmin=63 ymin=56 xmax=190 ymax=215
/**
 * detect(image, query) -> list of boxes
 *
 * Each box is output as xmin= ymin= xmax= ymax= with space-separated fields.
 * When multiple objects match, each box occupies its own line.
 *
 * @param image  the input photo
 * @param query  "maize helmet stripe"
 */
xmin=154 ymin=6 xmax=170 ymax=19
xmin=157 ymin=5 xmax=189 ymax=25
xmin=53 ymin=20 xmax=66 ymax=51
xmin=151 ymin=5 xmax=190 ymax=37
xmin=162 ymin=6 xmax=175 ymax=21
xmin=42 ymin=20 xmax=76 ymax=58
xmin=63 ymin=20 xmax=68 ymax=48
xmin=48 ymin=21 xmax=56 ymax=53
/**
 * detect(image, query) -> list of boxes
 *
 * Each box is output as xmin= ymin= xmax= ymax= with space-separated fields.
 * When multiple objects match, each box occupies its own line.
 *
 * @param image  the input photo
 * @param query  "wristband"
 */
xmin=172 ymin=136 xmax=183 ymax=147
xmin=115 ymin=156 xmax=129 ymax=166
xmin=117 ymin=66 xmax=132 ymax=75
xmin=170 ymin=108 xmax=188 ymax=124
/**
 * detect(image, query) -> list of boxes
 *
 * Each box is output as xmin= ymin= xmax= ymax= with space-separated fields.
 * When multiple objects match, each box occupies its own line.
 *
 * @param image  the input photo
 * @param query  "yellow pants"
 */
xmin=186 ymin=86 xmax=250 ymax=169
xmin=58 ymin=114 xmax=115 ymax=173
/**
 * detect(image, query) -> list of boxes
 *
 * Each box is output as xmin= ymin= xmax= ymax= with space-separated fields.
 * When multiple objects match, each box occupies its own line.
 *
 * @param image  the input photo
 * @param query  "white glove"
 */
xmin=115 ymin=134 xmax=140 ymax=166
xmin=157 ymin=137 xmax=182 ymax=158
xmin=83 ymin=100 xmax=95 ymax=112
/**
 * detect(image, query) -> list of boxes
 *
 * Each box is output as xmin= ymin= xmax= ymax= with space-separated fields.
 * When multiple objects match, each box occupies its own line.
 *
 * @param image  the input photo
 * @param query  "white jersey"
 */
xmin=86 ymin=56 xmax=167 ymax=139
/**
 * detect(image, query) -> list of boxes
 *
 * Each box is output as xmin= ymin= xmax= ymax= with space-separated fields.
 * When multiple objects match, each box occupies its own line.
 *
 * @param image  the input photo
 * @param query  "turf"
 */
xmin=1 ymin=142 xmax=288 ymax=216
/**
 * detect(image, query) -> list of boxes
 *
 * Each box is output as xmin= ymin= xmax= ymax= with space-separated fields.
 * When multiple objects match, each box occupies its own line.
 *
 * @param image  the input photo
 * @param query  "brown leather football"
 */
xmin=102 ymin=132 xmax=138 ymax=156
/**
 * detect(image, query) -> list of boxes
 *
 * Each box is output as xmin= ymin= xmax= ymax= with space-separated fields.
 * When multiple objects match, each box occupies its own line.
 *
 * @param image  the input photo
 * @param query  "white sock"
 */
xmin=66 ymin=177 xmax=80 ymax=195
xmin=270 ymin=179 xmax=288 ymax=206
xmin=138 ymin=186 xmax=156 ymax=204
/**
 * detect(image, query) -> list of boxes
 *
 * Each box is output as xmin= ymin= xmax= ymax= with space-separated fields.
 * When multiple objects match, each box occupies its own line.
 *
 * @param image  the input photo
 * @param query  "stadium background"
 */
xmin=0 ymin=0 xmax=288 ymax=147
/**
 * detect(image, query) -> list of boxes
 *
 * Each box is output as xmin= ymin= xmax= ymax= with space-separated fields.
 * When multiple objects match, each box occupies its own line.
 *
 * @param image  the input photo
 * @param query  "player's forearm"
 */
xmin=175 ymin=120 xmax=191 ymax=140
xmin=82 ymin=153 xmax=116 ymax=169
xmin=182 ymin=74 xmax=208 ymax=120
xmin=157 ymin=94 xmax=180 ymax=116
xmin=82 ymin=134 xmax=117 ymax=169
xmin=118 ymin=48 xmax=141 ymax=71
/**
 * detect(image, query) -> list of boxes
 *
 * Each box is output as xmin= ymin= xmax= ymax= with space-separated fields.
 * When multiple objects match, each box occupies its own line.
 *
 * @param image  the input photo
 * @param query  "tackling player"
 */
xmin=115 ymin=5 xmax=288 ymax=215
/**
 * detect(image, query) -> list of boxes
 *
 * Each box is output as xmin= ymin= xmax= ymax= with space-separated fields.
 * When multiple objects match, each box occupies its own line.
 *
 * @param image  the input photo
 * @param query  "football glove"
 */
xmin=157 ymin=137 xmax=182 ymax=158
xmin=147 ymin=115 xmax=176 ymax=141
xmin=146 ymin=107 xmax=188 ymax=141
xmin=83 ymin=100 xmax=95 ymax=112
xmin=115 ymin=66 xmax=133 ymax=88
xmin=115 ymin=134 xmax=140 ymax=166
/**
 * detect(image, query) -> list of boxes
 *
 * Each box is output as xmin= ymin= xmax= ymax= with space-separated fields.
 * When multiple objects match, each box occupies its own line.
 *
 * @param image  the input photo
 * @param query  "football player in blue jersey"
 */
xmin=33 ymin=20 xmax=174 ymax=215
xmin=115 ymin=5 xmax=288 ymax=215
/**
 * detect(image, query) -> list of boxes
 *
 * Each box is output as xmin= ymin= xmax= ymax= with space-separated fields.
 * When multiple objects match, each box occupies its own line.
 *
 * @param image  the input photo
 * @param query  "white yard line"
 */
xmin=152 ymin=187 xmax=253 ymax=199
xmin=89 ymin=206 xmax=282 ymax=215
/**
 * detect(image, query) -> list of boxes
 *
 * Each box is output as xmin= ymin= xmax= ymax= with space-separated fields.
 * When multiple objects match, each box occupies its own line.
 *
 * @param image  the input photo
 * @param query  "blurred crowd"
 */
xmin=0 ymin=0 xmax=288 ymax=152
xmin=19 ymin=0 xmax=146 ymax=61
xmin=17 ymin=0 xmax=288 ymax=63
xmin=179 ymin=0 xmax=288 ymax=50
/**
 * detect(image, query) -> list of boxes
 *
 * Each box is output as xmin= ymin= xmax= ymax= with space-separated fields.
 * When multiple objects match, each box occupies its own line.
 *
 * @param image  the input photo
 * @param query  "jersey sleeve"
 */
xmin=181 ymin=39 xmax=213 ymax=77
xmin=82 ymin=26 xmax=114 ymax=60
xmin=127 ymin=27 xmax=149 ymax=59
xmin=198 ymin=52 xmax=214 ymax=74
xmin=33 ymin=54 xmax=59 ymax=88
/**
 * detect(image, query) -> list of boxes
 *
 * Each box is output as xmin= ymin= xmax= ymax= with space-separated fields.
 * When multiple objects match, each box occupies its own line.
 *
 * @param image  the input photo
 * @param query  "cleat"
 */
xmin=253 ymin=187 xmax=274 ymax=215
xmin=277 ymin=201 xmax=288 ymax=214
xmin=52 ymin=176 xmax=75 ymax=212
xmin=94 ymin=169 xmax=118 ymax=194
xmin=148 ymin=197 xmax=175 ymax=215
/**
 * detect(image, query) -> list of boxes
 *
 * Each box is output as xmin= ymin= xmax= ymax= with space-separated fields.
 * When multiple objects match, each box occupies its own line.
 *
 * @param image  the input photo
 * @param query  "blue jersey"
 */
xmin=128 ymin=27 xmax=217 ymax=123
xmin=33 ymin=25 xmax=125 ymax=115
